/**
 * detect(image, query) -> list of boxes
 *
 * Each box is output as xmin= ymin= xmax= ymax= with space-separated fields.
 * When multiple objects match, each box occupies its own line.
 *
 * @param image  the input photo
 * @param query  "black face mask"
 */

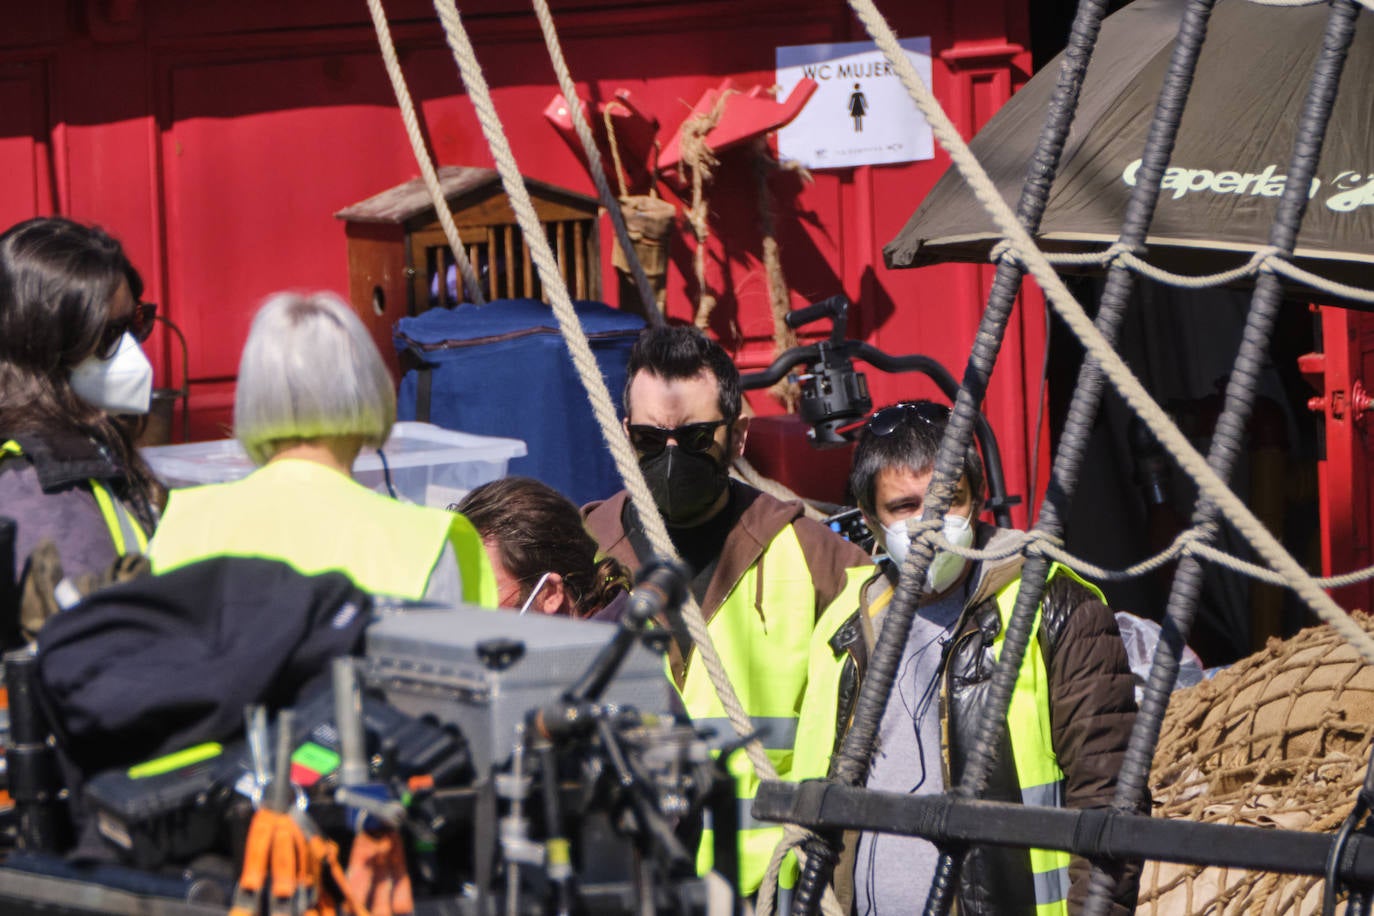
xmin=639 ymin=444 xmax=730 ymax=526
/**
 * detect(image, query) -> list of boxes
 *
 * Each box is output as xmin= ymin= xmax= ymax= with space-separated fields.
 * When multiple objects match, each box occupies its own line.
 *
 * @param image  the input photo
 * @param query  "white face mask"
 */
xmin=69 ymin=332 xmax=154 ymax=416
xmin=881 ymin=512 xmax=975 ymax=595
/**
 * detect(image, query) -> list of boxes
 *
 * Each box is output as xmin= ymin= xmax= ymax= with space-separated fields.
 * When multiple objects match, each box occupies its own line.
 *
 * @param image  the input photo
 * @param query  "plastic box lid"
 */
xmin=141 ymin=422 xmax=527 ymax=507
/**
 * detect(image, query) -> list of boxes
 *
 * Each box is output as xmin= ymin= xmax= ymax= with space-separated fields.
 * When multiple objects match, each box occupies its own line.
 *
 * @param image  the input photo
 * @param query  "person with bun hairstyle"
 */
xmin=455 ymin=475 xmax=630 ymax=619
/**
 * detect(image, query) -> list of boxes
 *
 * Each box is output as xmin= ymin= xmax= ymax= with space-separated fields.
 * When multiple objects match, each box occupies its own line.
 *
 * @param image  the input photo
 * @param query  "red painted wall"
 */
xmin=0 ymin=0 xmax=1040 ymax=523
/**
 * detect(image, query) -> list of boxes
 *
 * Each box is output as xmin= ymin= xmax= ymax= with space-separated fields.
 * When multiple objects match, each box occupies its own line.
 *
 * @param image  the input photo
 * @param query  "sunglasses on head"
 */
xmin=98 ymin=302 xmax=157 ymax=359
xmin=866 ymin=401 xmax=951 ymax=437
xmin=628 ymin=419 xmax=729 ymax=457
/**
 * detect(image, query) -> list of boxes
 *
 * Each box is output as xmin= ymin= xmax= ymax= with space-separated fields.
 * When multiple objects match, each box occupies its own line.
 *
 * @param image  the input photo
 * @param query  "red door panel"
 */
xmin=1306 ymin=305 xmax=1374 ymax=612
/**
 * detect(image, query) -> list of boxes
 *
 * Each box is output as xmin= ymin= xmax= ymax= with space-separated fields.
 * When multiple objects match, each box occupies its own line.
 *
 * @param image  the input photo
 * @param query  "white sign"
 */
xmin=776 ymin=38 xmax=934 ymax=170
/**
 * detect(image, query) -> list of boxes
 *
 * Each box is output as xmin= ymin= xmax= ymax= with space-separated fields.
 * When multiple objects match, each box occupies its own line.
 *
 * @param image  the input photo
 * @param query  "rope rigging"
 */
xmin=364 ymin=0 xmax=486 ymax=305
xmin=847 ymin=0 xmax=1374 ymax=668
xmin=528 ymin=0 xmax=665 ymax=326
xmin=359 ymin=0 xmax=1374 ymax=911
xmin=419 ymin=5 xmax=844 ymax=913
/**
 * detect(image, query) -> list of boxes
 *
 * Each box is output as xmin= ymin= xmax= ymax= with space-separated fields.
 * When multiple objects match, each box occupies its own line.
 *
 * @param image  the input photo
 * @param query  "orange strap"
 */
xmin=345 ymin=830 xmax=414 ymax=916
xmin=232 ymin=809 xmax=376 ymax=916
xmin=230 ymin=810 xmax=280 ymax=916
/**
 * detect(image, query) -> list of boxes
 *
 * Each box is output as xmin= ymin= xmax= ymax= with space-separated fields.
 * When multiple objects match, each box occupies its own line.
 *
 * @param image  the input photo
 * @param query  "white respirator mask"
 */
xmin=881 ymin=512 xmax=975 ymax=595
xmin=69 ymin=332 xmax=154 ymax=416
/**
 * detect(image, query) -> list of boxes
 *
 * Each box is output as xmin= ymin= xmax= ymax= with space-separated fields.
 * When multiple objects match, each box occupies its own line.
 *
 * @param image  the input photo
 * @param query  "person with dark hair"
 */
xmin=583 ymin=324 xmax=873 ymax=898
xmin=0 ymin=216 xmax=164 ymax=643
xmin=455 ymin=476 xmax=629 ymax=618
xmin=837 ymin=400 xmax=1141 ymax=916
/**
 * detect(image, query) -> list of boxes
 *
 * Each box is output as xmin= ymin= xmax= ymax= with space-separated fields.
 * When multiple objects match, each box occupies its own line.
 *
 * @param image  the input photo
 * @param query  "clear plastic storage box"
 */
xmin=141 ymin=422 xmax=527 ymax=507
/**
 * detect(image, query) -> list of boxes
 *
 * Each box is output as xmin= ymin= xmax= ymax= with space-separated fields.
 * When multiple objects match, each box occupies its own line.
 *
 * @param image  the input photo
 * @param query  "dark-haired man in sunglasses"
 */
xmin=833 ymin=400 xmax=1141 ymax=916
xmin=584 ymin=325 xmax=872 ymax=900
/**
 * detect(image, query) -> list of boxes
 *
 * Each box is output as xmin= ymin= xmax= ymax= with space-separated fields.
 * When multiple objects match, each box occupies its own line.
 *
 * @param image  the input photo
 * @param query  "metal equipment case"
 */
xmin=363 ymin=607 xmax=673 ymax=769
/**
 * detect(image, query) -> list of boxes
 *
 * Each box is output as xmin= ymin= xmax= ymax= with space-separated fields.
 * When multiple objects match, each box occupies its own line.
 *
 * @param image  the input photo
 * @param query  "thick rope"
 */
xmin=427 ymin=7 xmax=840 ymax=913
xmin=603 ymin=104 xmax=630 ymax=199
xmin=364 ymin=0 xmax=485 ymax=305
xmin=845 ymin=0 xmax=1374 ymax=669
xmin=681 ymin=92 xmax=733 ymax=328
xmin=754 ymin=139 xmax=803 ymax=412
xmin=990 ymin=239 xmax=1374 ymax=304
xmin=529 ymin=0 xmax=663 ymax=325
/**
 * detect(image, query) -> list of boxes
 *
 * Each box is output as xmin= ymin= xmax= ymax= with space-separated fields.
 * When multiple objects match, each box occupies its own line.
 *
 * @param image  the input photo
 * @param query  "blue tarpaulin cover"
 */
xmin=395 ymin=299 xmax=645 ymax=506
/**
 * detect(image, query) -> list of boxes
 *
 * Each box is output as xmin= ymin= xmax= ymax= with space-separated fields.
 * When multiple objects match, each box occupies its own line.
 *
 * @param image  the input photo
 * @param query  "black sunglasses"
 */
xmin=866 ymin=401 xmax=951 ymax=437
xmin=628 ymin=419 xmax=729 ymax=457
xmin=99 ymin=302 xmax=158 ymax=359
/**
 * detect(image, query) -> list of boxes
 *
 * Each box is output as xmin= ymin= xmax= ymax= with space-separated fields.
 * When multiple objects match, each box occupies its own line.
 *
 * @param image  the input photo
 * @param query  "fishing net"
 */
xmin=1141 ymin=613 xmax=1374 ymax=915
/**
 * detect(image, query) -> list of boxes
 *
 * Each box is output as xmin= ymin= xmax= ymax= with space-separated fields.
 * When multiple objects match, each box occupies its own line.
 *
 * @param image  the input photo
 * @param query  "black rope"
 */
xmin=1080 ymin=5 xmax=1365 ymax=913
xmin=786 ymin=1 xmax=1114 ymax=913
xmin=919 ymin=0 xmax=1220 ymax=912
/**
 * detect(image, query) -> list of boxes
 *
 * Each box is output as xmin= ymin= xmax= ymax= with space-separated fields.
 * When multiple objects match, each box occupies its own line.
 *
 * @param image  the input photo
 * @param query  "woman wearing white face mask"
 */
xmin=0 ymin=217 xmax=164 ymax=643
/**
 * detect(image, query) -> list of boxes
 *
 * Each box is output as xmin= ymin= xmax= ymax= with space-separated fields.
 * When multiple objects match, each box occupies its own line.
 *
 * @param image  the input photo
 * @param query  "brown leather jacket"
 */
xmin=833 ymin=523 xmax=1143 ymax=915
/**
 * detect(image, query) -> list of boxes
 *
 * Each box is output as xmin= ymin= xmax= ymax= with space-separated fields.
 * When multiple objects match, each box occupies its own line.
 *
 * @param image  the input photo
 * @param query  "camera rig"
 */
xmin=738 ymin=294 xmax=1020 ymax=528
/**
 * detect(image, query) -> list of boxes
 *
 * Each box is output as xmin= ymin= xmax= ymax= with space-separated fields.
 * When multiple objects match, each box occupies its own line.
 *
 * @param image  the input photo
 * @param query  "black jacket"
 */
xmin=37 ymin=556 xmax=372 ymax=778
xmin=838 ymin=524 xmax=1142 ymax=915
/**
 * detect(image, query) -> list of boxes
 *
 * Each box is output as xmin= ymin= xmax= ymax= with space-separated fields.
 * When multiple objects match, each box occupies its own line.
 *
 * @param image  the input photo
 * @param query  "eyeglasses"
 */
xmin=99 ymin=302 xmax=157 ymax=359
xmin=627 ymin=419 xmax=729 ymax=458
xmin=866 ymin=401 xmax=951 ymax=437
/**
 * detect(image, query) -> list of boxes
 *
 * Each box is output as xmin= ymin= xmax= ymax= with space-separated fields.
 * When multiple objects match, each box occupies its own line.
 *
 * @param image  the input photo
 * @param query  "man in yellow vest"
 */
xmin=583 ymin=326 xmax=872 ymax=898
xmin=837 ymin=400 xmax=1141 ymax=916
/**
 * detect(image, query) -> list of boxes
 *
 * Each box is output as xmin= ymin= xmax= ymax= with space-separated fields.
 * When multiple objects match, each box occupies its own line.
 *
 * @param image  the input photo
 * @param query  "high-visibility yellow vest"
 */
xmin=679 ymin=522 xmax=870 ymax=896
xmin=1 ymin=439 xmax=148 ymax=556
xmin=147 ymin=458 xmax=495 ymax=606
xmin=991 ymin=564 xmax=1105 ymax=916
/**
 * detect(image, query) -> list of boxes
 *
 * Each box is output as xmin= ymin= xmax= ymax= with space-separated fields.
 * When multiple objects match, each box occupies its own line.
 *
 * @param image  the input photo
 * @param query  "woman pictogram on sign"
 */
xmin=849 ymin=82 xmax=868 ymax=132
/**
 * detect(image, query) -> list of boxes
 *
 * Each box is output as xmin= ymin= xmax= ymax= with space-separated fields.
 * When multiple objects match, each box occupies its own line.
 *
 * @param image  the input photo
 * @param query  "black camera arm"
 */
xmin=739 ymin=295 xmax=1019 ymax=529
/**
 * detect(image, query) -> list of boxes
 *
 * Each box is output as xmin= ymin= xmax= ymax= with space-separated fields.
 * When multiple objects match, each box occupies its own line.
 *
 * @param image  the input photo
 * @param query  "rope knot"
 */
xmin=989 ymin=239 xmax=1023 ymax=267
xmin=1175 ymin=524 xmax=1217 ymax=557
xmin=1105 ymin=241 xmax=1138 ymax=269
xmin=907 ymin=517 xmax=947 ymax=547
xmin=1024 ymin=530 xmax=1065 ymax=558
xmin=1253 ymin=245 xmax=1285 ymax=275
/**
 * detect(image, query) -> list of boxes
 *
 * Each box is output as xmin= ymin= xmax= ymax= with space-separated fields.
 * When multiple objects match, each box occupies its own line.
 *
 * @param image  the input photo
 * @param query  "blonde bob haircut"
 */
xmin=235 ymin=291 xmax=396 ymax=466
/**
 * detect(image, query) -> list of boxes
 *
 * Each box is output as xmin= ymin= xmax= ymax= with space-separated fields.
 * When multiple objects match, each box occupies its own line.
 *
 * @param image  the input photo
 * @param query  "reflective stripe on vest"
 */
xmin=678 ymin=522 xmax=869 ymax=896
xmin=2 ymin=440 xmax=147 ymax=556
xmin=148 ymin=458 xmax=495 ymax=604
xmin=89 ymin=479 xmax=149 ymax=555
xmin=991 ymin=564 xmax=1105 ymax=916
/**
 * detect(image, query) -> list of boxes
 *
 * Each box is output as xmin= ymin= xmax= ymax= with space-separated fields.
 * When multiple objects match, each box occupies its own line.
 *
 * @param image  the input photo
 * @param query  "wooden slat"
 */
xmin=471 ymin=244 xmax=481 ymax=302
xmin=486 ymin=228 xmax=498 ymax=301
xmin=573 ymin=221 xmax=587 ymax=299
xmin=522 ymin=228 xmax=534 ymax=299
xmin=504 ymin=225 xmax=517 ymax=299
xmin=433 ymin=246 xmax=447 ymax=308
xmin=556 ymin=222 xmax=569 ymax=288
